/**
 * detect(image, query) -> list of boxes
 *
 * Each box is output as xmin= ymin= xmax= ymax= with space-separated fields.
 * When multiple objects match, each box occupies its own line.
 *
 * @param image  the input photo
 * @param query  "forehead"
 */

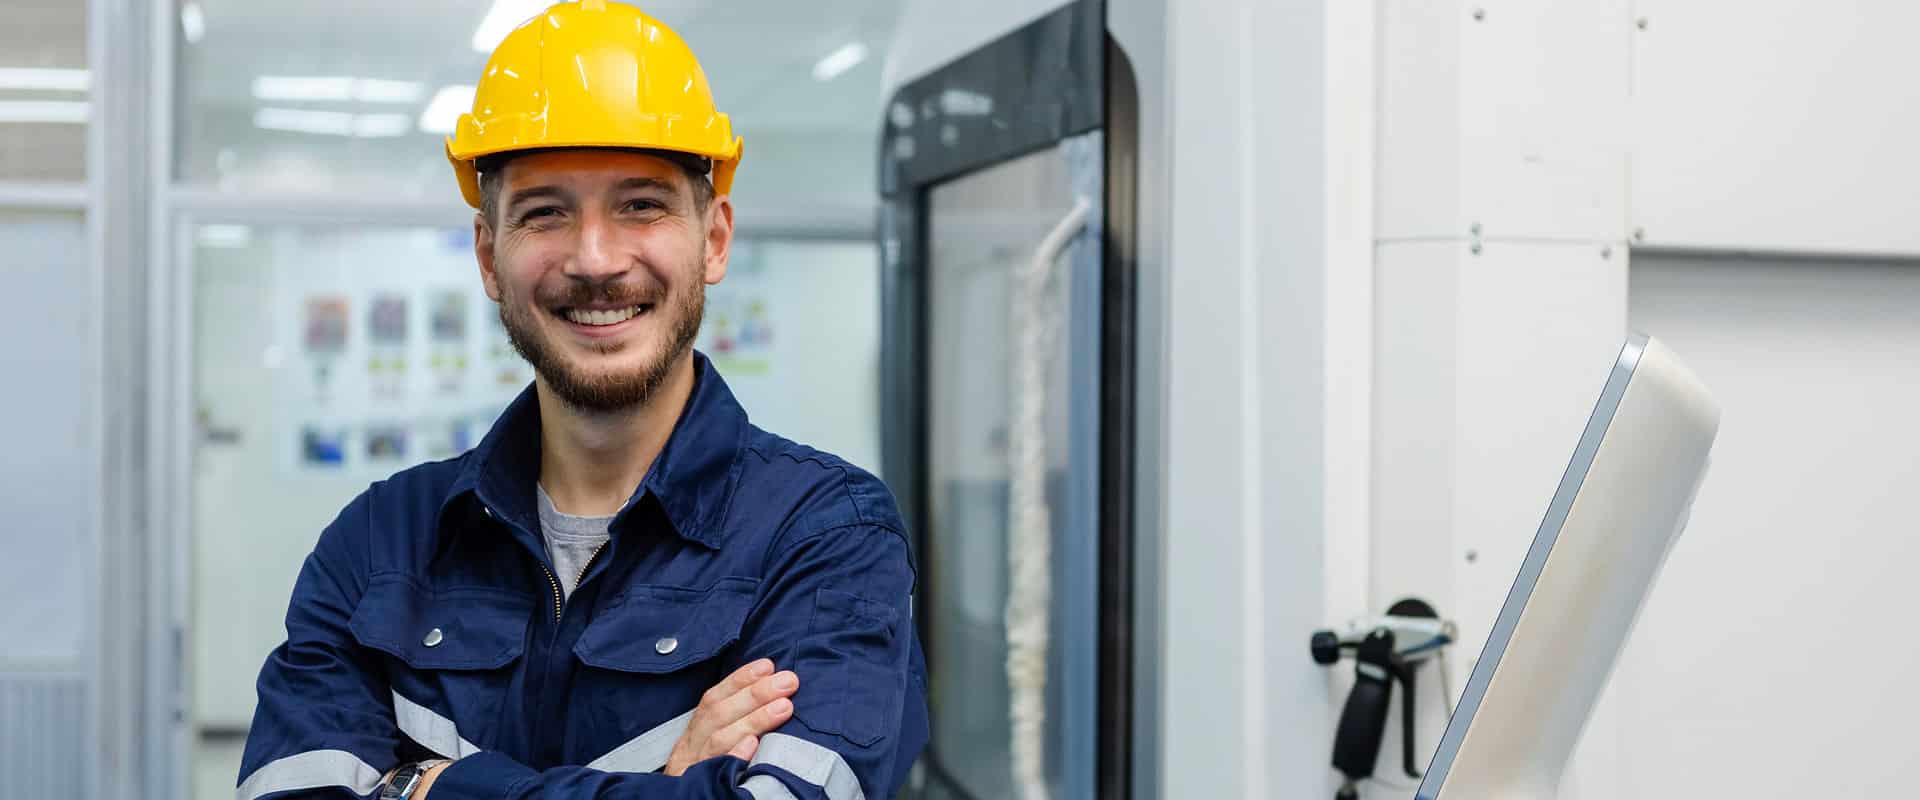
xmin=500 ymin=149 xmax=688 ymax=195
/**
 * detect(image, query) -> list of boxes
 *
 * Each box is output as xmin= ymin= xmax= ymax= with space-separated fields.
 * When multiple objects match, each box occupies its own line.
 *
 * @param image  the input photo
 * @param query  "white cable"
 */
xmin=1006 ymin=195 xmax=1092 ymax=800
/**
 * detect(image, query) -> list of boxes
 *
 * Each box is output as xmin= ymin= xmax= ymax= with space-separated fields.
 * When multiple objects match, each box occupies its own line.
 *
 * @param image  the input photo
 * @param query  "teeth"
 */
xmin=565 ymin=306 xmax=642 ymax=326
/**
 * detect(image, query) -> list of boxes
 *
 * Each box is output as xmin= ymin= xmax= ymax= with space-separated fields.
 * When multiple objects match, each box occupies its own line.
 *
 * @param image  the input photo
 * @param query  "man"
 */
xmin=236 ymin=2 xmax=927 ymax=798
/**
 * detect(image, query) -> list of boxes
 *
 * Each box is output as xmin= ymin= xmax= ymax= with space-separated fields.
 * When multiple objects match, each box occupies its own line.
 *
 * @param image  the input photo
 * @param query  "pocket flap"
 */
xmin=574 ymin=577 xmax=760 ymax=673
xmin=349 ymin=576 xmax=530 ymax=671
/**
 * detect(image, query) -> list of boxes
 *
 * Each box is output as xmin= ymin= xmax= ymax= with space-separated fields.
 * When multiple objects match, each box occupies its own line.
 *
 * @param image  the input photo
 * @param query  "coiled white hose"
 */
xmin=1007 ymin=195 xmax=1091 ymax=800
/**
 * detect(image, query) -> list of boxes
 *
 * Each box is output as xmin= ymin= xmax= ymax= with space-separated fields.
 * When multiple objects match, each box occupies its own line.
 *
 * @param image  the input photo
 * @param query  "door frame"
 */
xmin=875 ymin=1 xmax=1141 ymax=795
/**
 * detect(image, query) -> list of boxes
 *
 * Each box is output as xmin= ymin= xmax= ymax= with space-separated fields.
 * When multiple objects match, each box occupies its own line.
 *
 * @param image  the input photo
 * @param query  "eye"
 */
xmin=512 ymin=205 xmax=564 ymax=227
xmin=622 ymin=198 xmax=664 ymax=213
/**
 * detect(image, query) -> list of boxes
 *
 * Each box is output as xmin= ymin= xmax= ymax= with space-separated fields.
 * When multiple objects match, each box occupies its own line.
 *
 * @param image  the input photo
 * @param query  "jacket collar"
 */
xmin=441 ymin=351 xmax=747 ymax=549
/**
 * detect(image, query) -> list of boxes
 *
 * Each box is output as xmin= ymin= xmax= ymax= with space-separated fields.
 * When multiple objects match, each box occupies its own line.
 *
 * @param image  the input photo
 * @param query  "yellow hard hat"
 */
xmin=445 ymin=0 xmax=744 ymax=209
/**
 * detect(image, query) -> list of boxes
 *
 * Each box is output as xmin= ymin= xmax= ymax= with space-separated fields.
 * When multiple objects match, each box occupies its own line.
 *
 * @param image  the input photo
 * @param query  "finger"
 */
xmin=690 ymin=660 xmax=776 ymax=743
xmin=727 ymin=734 xmax=759 ymax=762
xmin=708 ymin=698 xmax=792 ymax=754
xmin=703 ymin=659 xmax=775 ymax=708
xmin=709 ymin=671 xmax=798 ymax=733
xmin=748 ymin=697 xmax=795 ymax=734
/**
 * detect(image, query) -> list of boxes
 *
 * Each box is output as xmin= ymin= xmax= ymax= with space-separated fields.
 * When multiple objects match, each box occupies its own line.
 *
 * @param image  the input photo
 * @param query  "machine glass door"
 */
xmin=920 ymin=140 xmax=1105 ymax=800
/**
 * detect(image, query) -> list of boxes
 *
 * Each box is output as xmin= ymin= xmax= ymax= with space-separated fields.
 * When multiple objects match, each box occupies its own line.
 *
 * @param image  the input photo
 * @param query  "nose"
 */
xmin=563 ymin=208 xmax=632 ymax=282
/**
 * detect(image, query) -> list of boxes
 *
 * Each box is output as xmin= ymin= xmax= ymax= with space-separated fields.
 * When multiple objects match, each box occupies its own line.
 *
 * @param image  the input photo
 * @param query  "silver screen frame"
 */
xmin=1413 ymin=333 xmax=1649 ymax=799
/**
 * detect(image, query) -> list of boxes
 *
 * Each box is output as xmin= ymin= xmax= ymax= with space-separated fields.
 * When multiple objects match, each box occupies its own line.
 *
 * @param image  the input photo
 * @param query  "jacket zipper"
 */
xmin=574 ymin=541 xmax=608 ymax=593
xmin=542 ymin=541 xmax=610 ymax=623
xmin=541 ymin=566 xmax=563 ymax=622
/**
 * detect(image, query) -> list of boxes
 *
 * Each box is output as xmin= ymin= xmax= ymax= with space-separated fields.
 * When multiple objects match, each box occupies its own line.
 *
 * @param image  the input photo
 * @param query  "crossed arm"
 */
xmin=240 ymin=492 xmax=922 ymax=800
xmin=398 ymin=659 xmax=800 ymax=797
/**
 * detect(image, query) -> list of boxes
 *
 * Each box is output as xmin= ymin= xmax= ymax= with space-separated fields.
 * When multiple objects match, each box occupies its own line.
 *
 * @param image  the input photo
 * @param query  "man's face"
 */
xmin=476 ymin=149 xmax=732 ymax=411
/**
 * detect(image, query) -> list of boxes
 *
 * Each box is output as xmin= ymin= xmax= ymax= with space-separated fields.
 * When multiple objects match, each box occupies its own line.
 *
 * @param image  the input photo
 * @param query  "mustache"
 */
xmin=533 ymin=279 xmax=666 ymax=309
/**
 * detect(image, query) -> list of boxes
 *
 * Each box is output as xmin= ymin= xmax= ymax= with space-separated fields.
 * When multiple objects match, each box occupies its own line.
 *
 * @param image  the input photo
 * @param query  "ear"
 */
xmin=702 ymin=195 xmax=734 ymax=286
xmin=474 ymin=213 xmax=502 ymax=302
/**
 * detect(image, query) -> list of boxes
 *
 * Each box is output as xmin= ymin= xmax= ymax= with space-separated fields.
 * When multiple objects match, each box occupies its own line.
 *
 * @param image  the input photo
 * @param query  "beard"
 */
xmin=497 ymin=253 xmax=706 ymax=413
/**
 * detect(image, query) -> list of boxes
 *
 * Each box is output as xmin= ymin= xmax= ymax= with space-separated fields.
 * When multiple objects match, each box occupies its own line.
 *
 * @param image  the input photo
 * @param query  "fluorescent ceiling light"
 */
xmin=181 ymin=2 xmax=206 ymax=44
xmin=473 ymin=0 xmax=553 ymax=53
xmin=0 ymin=68 xmax=90 ymax=92
xmin=352 ymin=113 xmax=411 ymax=138
xmin=354 ymin=79 xmax=426 ymax=104
xmin=812 ymin=42 xmax=868 ymax=82
xmin=254 ymin=107 xmax=409 ymax=138
xmin=0 ymin=100 xmax=89 ymax=124
xmin=418 ymin=85 xmax=476 ymax=135
xmin=252 ymin=76 xmax=424 ymax=104
xmin=255 ymin=107 xmax=353 ymax=136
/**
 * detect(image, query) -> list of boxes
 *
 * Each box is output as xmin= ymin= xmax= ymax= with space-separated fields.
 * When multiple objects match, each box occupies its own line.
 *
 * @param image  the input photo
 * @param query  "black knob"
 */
xmin=1311 ymin=630 xmax=1342 ymax=665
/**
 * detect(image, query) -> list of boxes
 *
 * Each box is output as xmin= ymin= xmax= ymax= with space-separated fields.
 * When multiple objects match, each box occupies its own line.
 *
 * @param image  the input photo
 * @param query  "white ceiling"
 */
xmin=182 ymin=0 xmax=900 ymax=131
xmin=172 ymin=0 xmax=902 ymax=212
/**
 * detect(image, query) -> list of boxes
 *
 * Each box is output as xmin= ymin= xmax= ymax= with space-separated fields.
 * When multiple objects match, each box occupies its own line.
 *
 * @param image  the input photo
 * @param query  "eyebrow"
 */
xmin=613 ymin=177 xmax=679 ymax=195
xmin=504 ymin=185 xmax=570 ymax=213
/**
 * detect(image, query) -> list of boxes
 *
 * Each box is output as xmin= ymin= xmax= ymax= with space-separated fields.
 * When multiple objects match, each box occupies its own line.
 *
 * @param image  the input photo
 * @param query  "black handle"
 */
xmin=1399 ymin=665 xmax=1422 ymax=778
xmin=1331 ymin=629 xmax=1396 ymax=780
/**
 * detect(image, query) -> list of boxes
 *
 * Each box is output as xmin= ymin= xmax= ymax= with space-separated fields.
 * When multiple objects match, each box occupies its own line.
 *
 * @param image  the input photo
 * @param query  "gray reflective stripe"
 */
xmin=749 ymin=733 xmax=866 ymax=800
xmin=235 ymin=749 xmax=382 ymax=800
xmin=584 ymin=708 xmax=694 ymax=773
xmin=392 ymin=689 xmax=482 ymax=759
xmin=742 ymin=774 xmax=801 ymax=800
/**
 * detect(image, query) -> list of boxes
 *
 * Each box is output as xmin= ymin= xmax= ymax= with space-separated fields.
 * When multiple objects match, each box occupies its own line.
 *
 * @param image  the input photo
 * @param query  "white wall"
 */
xmin=1362 ymin=1 xmax=1920 ymax=798
xmin=1369 ymin=1 xmax=1634 ymax=796
xmin=1160 ymin=0 xmax=1356 ymax=797
xmin=1630 ymin=0 xmax=1920 ymax=256
xmin=1617 ymin=254 xmax=1920 ymax=797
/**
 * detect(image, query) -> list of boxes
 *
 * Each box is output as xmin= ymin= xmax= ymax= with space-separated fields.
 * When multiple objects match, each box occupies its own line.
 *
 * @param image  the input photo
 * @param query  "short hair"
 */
xmin=476 ymin=148 xmax=715 ymax=227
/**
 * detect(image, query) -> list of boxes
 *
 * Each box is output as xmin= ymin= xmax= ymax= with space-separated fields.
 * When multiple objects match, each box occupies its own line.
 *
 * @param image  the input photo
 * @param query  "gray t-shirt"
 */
xmin=535 ymin=484 xmax=614 ymax=599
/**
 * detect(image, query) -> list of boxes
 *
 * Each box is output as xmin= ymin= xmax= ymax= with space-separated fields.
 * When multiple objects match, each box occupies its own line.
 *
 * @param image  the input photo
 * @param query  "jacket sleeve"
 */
xmin=237 ymin=490 xmax=403 ymax=800
xmin=425 ymin=522 xmax=929 ymax=800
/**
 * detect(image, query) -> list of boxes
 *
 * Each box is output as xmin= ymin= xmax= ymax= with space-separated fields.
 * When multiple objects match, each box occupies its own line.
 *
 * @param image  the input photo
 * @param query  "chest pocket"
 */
xmin=572 ymin=577 xmax=760 ymax=744
xmin=349 ymin=574 xmax=531 ymax=756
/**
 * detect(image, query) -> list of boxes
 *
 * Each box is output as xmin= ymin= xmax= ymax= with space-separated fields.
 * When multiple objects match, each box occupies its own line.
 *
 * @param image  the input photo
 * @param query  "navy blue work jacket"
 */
xmin=238 ymin=353 xmax=928 ymax=799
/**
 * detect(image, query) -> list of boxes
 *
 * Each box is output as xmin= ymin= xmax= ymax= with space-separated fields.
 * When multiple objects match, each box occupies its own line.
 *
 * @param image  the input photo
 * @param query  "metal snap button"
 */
xmin=423 ymin=628 xmax=444 ymax=647
xmin=655 ymin=637 xmax=679 ymax=655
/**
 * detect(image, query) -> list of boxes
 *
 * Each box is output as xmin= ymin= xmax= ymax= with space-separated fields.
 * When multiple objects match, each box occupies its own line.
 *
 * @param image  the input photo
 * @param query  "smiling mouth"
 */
xmin=557 ymin=304 xmax=654 ymax=327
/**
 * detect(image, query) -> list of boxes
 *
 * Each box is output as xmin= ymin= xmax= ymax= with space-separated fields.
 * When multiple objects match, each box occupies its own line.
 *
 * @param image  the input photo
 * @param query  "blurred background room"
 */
xmin=3 ymin=0 xmax=1918 ymax=798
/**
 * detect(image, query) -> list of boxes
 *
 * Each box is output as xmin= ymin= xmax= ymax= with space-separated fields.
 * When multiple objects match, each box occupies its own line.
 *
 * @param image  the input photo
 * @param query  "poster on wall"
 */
xmin=365 ymin=422 xmax=409 ymax=462
xmin=303 ymin=295 xmax=349 ymax=405
xmin=429 ymin=289 xmax=470 ymax=395
xmin=486 ymin=303 xmax=532 ymax=390
xmin=368 ymin=293 xmax=410 ymax=403
xmin=700 ymin=242 xmax=775 ymax=376
xmin=300 ymin=425 xmax=347 ymax=467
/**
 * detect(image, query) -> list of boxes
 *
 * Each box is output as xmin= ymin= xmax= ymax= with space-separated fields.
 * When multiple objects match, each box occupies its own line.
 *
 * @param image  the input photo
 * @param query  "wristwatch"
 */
xmin=378 ymin=760 xmax=450 ymax=800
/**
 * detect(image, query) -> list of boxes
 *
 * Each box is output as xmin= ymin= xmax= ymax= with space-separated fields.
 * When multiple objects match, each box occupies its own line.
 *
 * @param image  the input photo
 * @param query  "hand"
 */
xmin=663 ymin=658 xmax=799 ymax=776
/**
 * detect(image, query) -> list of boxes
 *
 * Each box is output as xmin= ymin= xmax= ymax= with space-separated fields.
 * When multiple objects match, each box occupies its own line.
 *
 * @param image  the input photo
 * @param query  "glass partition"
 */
xmin=920 ymin=139 xmax=1104 ymax=800
xmin=0 ymin=210 xmax=92 ymax=794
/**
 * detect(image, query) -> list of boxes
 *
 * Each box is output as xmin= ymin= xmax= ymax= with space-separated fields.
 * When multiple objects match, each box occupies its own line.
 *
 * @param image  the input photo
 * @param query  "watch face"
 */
xmin=379 ymin=764 xmax=419 ymax=800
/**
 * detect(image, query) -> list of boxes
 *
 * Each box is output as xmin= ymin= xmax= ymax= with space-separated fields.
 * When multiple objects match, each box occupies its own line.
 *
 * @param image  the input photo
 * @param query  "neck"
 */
xmin=535 ymin=352 xmax=697 ymax=517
